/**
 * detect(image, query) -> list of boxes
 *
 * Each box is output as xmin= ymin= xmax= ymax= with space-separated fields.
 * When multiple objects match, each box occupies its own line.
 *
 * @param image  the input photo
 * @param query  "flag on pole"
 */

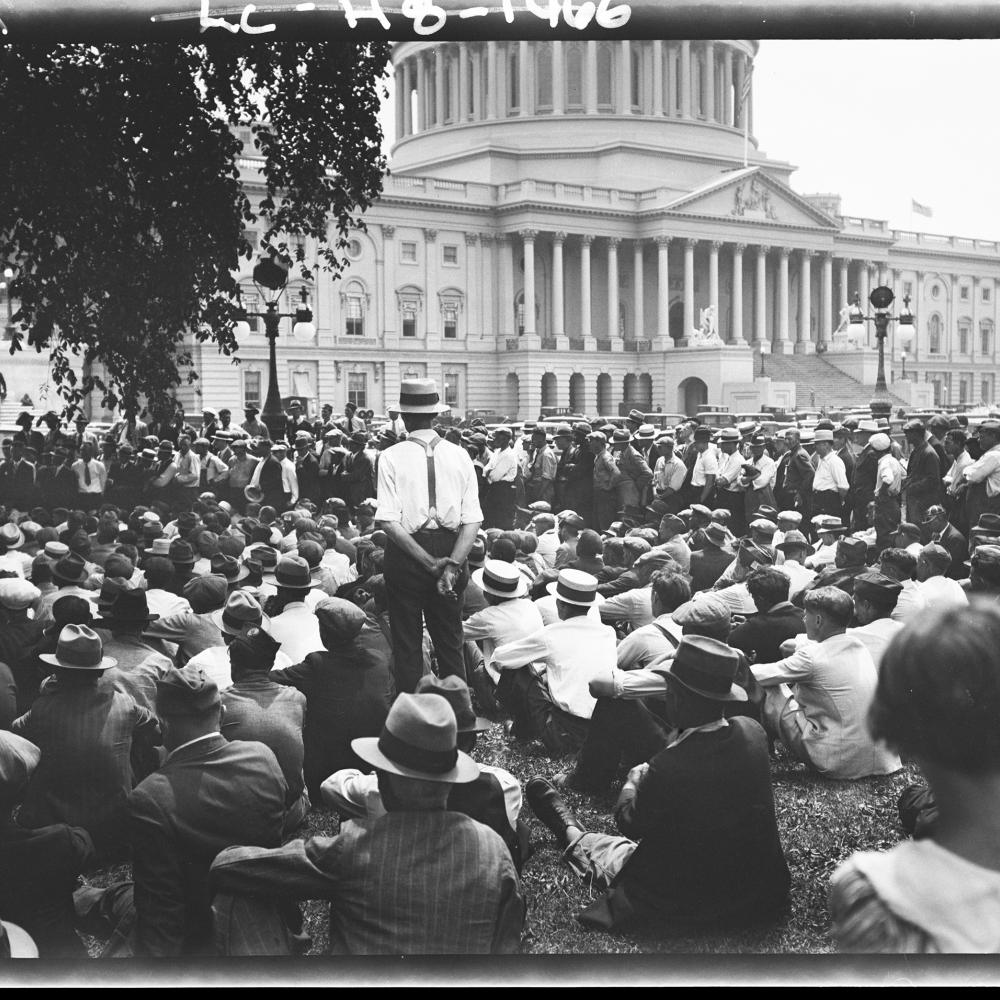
xmin=737 ymin=62 xmax=754 ymax=116
xmin=911 ymin=198 xmax=933 ymax=218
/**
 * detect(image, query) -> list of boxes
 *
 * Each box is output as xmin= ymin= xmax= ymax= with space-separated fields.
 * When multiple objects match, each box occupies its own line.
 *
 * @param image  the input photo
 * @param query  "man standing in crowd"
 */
xmin=902 ymin=419 xmax=941 ymax=527
xmin=483 ymin=426 xmax=518 ymax=530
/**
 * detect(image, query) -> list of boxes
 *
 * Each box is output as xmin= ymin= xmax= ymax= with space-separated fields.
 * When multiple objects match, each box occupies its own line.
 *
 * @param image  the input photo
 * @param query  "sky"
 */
xmin=377 ymin=37 xmax=1000 ymax=242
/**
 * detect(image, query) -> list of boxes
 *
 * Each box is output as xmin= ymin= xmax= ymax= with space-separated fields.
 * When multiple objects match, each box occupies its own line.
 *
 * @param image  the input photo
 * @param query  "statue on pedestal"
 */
xmin=689 ymin=305 xmax=723 ymax=347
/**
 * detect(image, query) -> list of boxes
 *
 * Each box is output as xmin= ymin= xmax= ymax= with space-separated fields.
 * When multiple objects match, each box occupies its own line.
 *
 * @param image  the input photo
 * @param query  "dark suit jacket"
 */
xmin=783 ymin=447 xmax=815 ymax=498
xmin=689 ymin=545 xmax=735 ymax=593
xmin=729 ymin=602 xmax=806 ymax=663
xmin=128 ymin=734 xmax=287 ymax=957
xmin=933 ymin=522 xmax=969 ymax=580
xmin=904 ymin=440 xmax=941 ymax=504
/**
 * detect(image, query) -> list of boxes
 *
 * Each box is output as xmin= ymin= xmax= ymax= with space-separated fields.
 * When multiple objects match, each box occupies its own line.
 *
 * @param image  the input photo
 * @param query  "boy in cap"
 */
xmin=527 ymin=635 xmax=789 ymax=931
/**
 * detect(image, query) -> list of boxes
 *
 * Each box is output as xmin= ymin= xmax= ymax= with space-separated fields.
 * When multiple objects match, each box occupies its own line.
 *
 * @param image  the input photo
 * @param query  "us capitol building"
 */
xmin=9 ymin=39 xmax=1000 ymax=422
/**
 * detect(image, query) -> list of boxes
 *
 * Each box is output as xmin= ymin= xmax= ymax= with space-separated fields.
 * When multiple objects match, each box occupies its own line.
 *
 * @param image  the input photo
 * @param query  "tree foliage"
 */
xmin=0 ymin=40 xmax=390 ymax=417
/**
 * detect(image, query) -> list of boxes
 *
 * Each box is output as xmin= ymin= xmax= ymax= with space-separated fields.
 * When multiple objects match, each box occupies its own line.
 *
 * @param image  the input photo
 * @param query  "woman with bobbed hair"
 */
xmin=830 ymin=599 xmax=1000 ymax=952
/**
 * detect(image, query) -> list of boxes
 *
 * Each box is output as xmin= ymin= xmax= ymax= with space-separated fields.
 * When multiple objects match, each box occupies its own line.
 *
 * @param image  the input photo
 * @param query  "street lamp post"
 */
xmin=846 ymin=287 xmax=916 ymax=421
xmin=901 ymin=349 xmax=908 ymax=381
xmin=1 ymin=267 xmax=14 ymax=341
xmin=232 ymin=256 xmax=315 ymax=442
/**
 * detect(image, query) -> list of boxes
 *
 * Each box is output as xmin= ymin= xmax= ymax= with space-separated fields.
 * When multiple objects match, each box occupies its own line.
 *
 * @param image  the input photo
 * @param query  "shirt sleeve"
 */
xmin=458 ymin=448 xmax=484 ymax=525
xmin=611 ymin=665 xmax=669 ymax=699
xmin=374 ymin=451 xmax=402 ymax=524
xmin=751 ymin=642 xmax=818 ymax=686
xmin=490 ymin=629 xmax=549 ymax=671
xmin=320 ymin=769 xmax=383 ymax=820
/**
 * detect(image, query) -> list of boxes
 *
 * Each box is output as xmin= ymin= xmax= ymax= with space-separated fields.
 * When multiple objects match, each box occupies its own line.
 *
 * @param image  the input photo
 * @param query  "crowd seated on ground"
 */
xmin=0 ymin=402 xmax=997 ymax=955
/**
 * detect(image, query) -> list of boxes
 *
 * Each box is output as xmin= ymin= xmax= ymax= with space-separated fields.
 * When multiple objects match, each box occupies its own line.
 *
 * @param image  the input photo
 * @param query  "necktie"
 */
xmin=200 ymin=462 xmax=208 ymax=488
xmin=84 ymin=461 xmax=91 ymax=487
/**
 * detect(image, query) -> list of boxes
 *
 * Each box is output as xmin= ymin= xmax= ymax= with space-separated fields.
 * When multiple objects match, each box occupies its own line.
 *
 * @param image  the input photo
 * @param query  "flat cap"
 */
xmin=181 ymin=574 xmax=229 ymax=612
xmin=903 ymin=419 xmax=925 ymax=434
xmin=973 ymin=544 xmax=1000 ymax=567
xmin=658 ymin=514 xmax=686 ymax=537
xmin=0 ymin=731 xmax=41 ymax=801
xmin=315 ymin=597 xmax=367 ymax=642
xmin=749 ymin=519 xmax=778 ymax=536
xmin=853 ymin=570 xmax=903 ymax=604
xmin=837 ymin=536 xmax=868 ymax=561
xmin=156 ymin=664 xmax=221 ymax=717
xmin=586 ymin=431 xmax=607 ymax=444
xmin=0 ymin=579 xmax=41 ymax=611
xmin=671 ymin=593 xmax=731 ymax=626
xmin=896 ymin=522 xmax=922 ymax=538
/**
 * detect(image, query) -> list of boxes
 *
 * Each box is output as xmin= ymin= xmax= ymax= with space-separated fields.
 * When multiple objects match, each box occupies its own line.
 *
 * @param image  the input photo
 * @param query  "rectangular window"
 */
xmin=960 ymin=379 xmax=969 ymax=404
xmin=402 ymin=307 xmax=417 ymax=338
xmin=443 ymin=373 xmax=459 ymax=407
xmin=959 ymin=327 xmax=969 ymax=354
xmin=345 ymin=296 xmax=364 ymax=337
xmin=985 ymin=286 xmax=993 ymax=303
xmin=242 ymin=291 xmax=260 ymax=332
xmin=983 ymin=329 xmax=992 ymax=355
xmin=516 ymin=300 xmax=525 ymax=337
xmin=961 ymin=286 xmax=970 ymax=301
xmin=442 ymin=245 xmax=459 ymax=266
xmin=443 ymin=307 xmax=458 ymax=339
xmin=243 ymin=370 xmax=261 ymax=409
xmin=400 ymin=241 xmax=417 ymax=263
xmin=984 ymin=380 xmax=992 ymax=404
xmin=347 ymin=372 xmax=367 ymax=409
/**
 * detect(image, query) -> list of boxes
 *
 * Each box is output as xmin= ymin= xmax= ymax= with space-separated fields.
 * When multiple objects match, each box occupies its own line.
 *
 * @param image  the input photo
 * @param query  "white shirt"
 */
xmin=267 ymin=602 xmax=324 ymax=662
xmin=805 ymin=540 xmax=838 ymax=570
xmin=813 ymin=452 xmax=849 ymax=492
xmin=715 ymin=449 xmax=746 ymax=490
xmin=892 ymin=579 xmax=928 ymax=624
xmin=318 ymin=549 xmax=357 ymax=590
xmin=615 ymin=613 xmax=683 ymax=671
xmin=743 ymin=453 xmax=777 ymax=492
xmin=463 ymin=598 xmax=546 ymax=682
xmin=0 ymin=551 xmax=29 ymax=579
xmin=375 ymin=430 xmax=483 ymax=534
xmin=877 ymin=454 xmax=904 ymax=494
xmin=174 ymin=450 xmax=201 ymax=487
xmin=963 ymin=444 xmax=1000 ymax=498
xmin=533 ymin=592 xmax=604 ymax=626
xmin=144 ymin=588 xmax=192 ymax=618
xmin=653 ymin=454 xmax=687 ymax=494
xmin=944 ymin=451 xmax=973 ymax=494
xmin=775 ymin=559 xmax=817 ymax=601
xmin=535 ymin=528 xmax=560 ymax=568
xmin=599 ymin=587 xmax=654 ymax=628
xmin=185 ymin=644 xmax=293 ymax=692
xmin=691 ymin=446 xmax=719 ymax=487
xmin=848 ymin=618 xmax=904 ymax=672
xmin=918 ymin=574 xmax=969 ymax=612
xmin=491 ymin=616 xmax=618 ymax=720
xmin=249 ymin=457 xmax=299 ymax=502
xmin=72 ymin=458 xmax=107 ymax=493
xmin=484 ymin=447 xmax=519 ymax=484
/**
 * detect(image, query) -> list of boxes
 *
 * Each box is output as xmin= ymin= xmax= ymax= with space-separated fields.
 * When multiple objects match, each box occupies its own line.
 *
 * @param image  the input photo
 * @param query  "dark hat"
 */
xmin=228 ymin=626 xmax=281 ymax=671
xmin=739 ymin=539 xmax=775 ymax=565
xmin=610 ymin=428 xmax=631 ymax=446
xmin=211 ymin=590 xmax=269 ymax=636
xmin=977 ymin=513 xmax=1000 ymax=534
xmin=690 ymin=504 xmax=712 ymax=519
xmin=51 ymin=553 xmax=89 ymax=586
xmin=553 ymin=423 xmax=573 ymax=437
xmin=652 ymin=635 xmax=747 ymax=702
xmin=749 ymin=519 xmax=778 ymax=537
xmin=837 ymin=536 xmax=868 ymax=562
xmin=156 ymin=664 xmax=221 ymax=717
xmin=245 ymin=543 xmax=280 ymax=570
xmin=658 ymin=514 xmax=686 ymax=537
xmin=980 ymin=420 xmax=1000 ymax=437
xmin=627 ymin=408 xmax=645 ymax=424
xmin=314 ymin=597 xmax=367 ymax=642
xmin=853 ymin=571 xmax=903 ymax=605
xmin=168 ymin=539 xmax=196 ymax=566
xmin=38 ymin=624 xmax=117 ymax=671
xmin=416 ymin=674 xmax=492 ymax=733
xmin=754 ymin=506 xmax=778 ymax=522
xmin=467 ymin=536 xmax=487 ymax=569
xmin=559 ymin=511 xmax=586 ymax=531
xmin=209 ymin=553 xmax=250 ymax=584
xmin=351 ymin=693 xmax=478 ymax=784
xmin=244 ymin=405 xmax=260 ymax=415
xmin=922 ymin=505 xmax=948 ymax=524
xmin=585 ymin=431 xmax=606 ymax=444
xmin=703 ymin=523 xmax=729 ymax=547
xmin=265 ymin=555 xmax=320 ymax=590
xmin=896 ymin=522 xmax=921 ymax=539
xmin=181 ymin=574 xmax=229 ymax=613
xmin=96 ymin=576 xmax=134 ymax=611
xmin=692 ymin=425 xmax=713 ymax=440
xmin=93 ymin=589 xmax=159 ymax=628
xmin=972 ymin=544 xmax=1000 ymax=568
xmin=572 ymin=421 xmax=591 ymax=436
xmin=903 ymin=419 xmax=925 ymax=434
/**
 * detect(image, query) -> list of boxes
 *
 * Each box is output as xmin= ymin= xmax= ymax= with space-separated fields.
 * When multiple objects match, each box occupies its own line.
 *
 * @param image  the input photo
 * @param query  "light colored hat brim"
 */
xmin=211 ymin=607 xmax=272 ymax=636
xmin=37 ymin=653 xmax=117 ymax=671
xmin=351 ymin=737 xmax=479 ymax=784
xmin=2 ymin=920 xmax=39 ymax=958
xmin=0 ymin=530 xmax=25 ymax=550
xmin=244 ymin=486 xmax=264 ymax=502
xmin=471 ymin=567 xmax=528 ymax=599
xmin=545 ymin=580 xmax=596 ymax=606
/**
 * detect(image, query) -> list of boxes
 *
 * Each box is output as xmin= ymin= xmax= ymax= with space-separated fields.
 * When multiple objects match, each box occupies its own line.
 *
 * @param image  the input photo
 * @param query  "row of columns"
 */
xmin=503 ymin=230 xmax=888 ymax=351
xmin=394 ymin=41 xmax=754 ymax=140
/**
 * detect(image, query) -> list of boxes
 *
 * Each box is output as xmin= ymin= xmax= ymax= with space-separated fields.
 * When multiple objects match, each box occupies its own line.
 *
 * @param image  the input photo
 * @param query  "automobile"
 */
xmin=594 ymin=415 xmax=630 ymax=430
xmin=696 ymin=411 xmax=736 ymax=429
xmin=642 ymin=412 xmax=688 ymax=430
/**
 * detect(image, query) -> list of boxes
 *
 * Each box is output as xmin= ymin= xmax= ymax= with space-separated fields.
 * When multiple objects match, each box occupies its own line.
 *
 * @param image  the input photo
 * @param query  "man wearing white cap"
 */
xmin=375 ymin=378 xmax=483 ymax=694
xmin=491 ymin=569 xmax=617 ymax=755
xmin=811 ymin=429 xmax=849 ymax=521
xmin=872 ymin=433 xmax=904 ymax=550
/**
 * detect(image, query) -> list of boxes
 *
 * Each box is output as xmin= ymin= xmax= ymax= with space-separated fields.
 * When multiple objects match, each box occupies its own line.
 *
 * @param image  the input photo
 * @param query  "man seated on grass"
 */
xmin=728 ymin=567 xmax=805 ymax=664
xmin=915 ymin=543 xmax=968 ymax=612
xmin=751 ymin=587 xmax=901 ymax=780
xmin=876 ymin=548 xmax=928 ymax=624
xmin=526 ymin=635 xmax=790 ymax=933
xmin=847 ymin=571 xmax=903 ymax=672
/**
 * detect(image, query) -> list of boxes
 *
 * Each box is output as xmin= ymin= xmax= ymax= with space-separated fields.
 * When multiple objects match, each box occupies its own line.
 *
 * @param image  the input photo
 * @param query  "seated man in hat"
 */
xmin=751 ymin=587 xmax=901 ymax=780
xmin=210 ymin=692 xmax=525 ymax=955
xmin=922 ymin=503 xmax=967 ymax=578
xmin=0 ymin=579 xmax=46 ymax=721
xmin=805 ymin=516 xmax=849 ymax=570
xmin=77 ymin=663 xmax=288 ymax=958
xmin=894 ymin=521 xmax=924 ymax=560
xmin=798 ymin=535 xmax=869 ymax=602
xmin=526 ymin=635 xmax=790 ymax=932
xmin=491 ymin=569 xmax=616 ymax=755
xmin=772 ymin=529 xmax=816 ymax=601
xmin=711 ymin=536 xmax=775 ymax=592
xmin=688 ymin=522 xmax=734 ymax=593
xmin=0 ymin=730 xmax=96 ymax=958
xmin=12 ymin=625 xmax=160 ymax=859
xmin=270 ymin=597 xmax=394 ymax=803
xmin=877 ymin=548 xmax=928 ymax=624
xmin=323 ymin=674 xmax=531 ymax=873
xmin=553 ymin=510 xmax=586 ymax=569
xmin=143 ymin=574 xmax=228 ymax=664
xmin=34 ymin=552 xmax=98 ymax=628
xmin=847 ymin=570 xmax=904 ymax=671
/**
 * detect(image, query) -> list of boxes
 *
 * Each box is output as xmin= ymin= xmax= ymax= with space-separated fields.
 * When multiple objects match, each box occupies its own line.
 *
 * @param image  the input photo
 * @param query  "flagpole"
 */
xmin=743 ymin=115 xmax=748 ymax=168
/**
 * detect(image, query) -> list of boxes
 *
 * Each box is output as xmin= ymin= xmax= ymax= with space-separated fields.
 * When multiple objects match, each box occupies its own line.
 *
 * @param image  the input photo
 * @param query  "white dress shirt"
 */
xmin=743 ymin=453 xmax=777 ymax=491
xmin=917 ymin=574 xmax=969 ymax=612
xmin=775 ymin=559 xmax=816 ymax=600
xmin=535 ymin=528 xmax=560 ymax=568
xmin=715 ymin=450 xmax=747 ymax=490
xmin=375 ymin=429 xmax=483 ymax=534
xmin=847 ymin=618 xmax=904 ymax=672
xmin=491 ymin=616 xmax=618 ymax=719
xmin=891 ymin=579 xmax=928 ymax=624
xmin=72 ymin=458 xmax=107 ymax=494
xmin=877 ymin=454 xmax=904 ymax=495
xmin=463 ymin=598 xmax=546 ymax=682
xmin=691 ymin=446 xmax=719 ymax=487
xmin=173 ymin=450 xmax=201 ymax=488
xmin=963 ymin=444 xmax=1000 ymax=497
xmin=267 ymin=602 xmax=324 ymax=662
xmin=813 ymin=452 xmax=849 ymax=492
xmin=599 ymin=587 xmax=654 ymax=627
xmin=615 ymin=613 xmax=683 ymax=672
xmin=653 ymin=454 xmax=688 ymax=495
xmin=485 ymin=447 xmax=519 ymax=484
xmin=143 ymin=588 xmax=192 ymax=618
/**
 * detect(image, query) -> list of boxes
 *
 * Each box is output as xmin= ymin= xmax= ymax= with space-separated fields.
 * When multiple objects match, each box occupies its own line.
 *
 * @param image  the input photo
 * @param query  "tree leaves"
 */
xmin=0 ymin=40 xmax=390 ymax=418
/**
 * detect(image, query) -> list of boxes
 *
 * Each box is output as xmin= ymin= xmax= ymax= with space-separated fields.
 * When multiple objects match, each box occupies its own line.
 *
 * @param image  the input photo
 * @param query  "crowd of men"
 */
xmin=1 ymin=381 xmax=999 ymax=958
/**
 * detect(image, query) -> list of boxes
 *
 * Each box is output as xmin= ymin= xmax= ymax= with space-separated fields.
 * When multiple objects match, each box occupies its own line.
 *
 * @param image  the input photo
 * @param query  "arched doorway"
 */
xmin=669 ymin=300 xmax=685 ymax=344
xmin=569 ymin=372 xmax=586 ymax=413
xmin=541 ymin=371 xmax=558 ymax=408
xmin=596 ymin=372 xmax=612 ymax=414
xmin=677 ymin=376 xmax=708 ymax=416
xmin=504 ymin=372 xmax=520 ymax=419
xmin=639 ymin=373 xmax=653 ymax=409
xmin=623 ymin=373 xmax=639 ymax=404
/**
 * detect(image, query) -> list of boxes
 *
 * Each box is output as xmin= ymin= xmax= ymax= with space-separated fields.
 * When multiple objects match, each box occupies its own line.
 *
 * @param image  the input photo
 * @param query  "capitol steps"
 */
xmin=759 ymin=351 xmax=908 ymax=411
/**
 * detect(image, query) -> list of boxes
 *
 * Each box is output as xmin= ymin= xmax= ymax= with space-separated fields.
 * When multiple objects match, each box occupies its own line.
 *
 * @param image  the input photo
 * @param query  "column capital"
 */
xmin=632 ymin=237 xmax=646 ymax=249
xmin=655 ymin=235 xmax=672 ymax=248
xmin=607 ymin=237 xmax=622 ymax=249
xmin=800 ymin=248 xmax=816 ymax=259
xmin=733 ymin=243 xmax=747 ymax=255
xmin=519 ymin=229 xmax=538 ymax=242
xmin=495 ymin=233 xmax=511 ymax=247
xmin=479 ymin=233 xmax=494 ymax=245
xmin=862 ymin=259 xmax=874 ymax=268
xmin=756 ymin=243 xmax=770 ymax=255
xmin=423 ymin=228 xmax=438 ymax=243
xmin=581 ymin=234 xmax=595 ymax=247
xmin=778 ymin=246 xmax=791 ymax=259
xmin=381 ymin=225 xmax=395 ymax=240
xmin=710 ymin=240 xmax=724 ymax=252
xmin=822 ymin=250 xmax=834 ymax=262
xmin=684 ymin=238 xmax=698 ymax=250
xmin=553 ymin=231 xmax=568 ymax=244
xmin=464 ymin=232 xmax=479 ymax=246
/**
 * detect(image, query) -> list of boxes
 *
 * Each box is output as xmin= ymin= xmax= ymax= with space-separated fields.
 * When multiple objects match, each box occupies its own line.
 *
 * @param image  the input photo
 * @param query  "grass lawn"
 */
xmin=81 ymin=723 xmax=920 ymax=959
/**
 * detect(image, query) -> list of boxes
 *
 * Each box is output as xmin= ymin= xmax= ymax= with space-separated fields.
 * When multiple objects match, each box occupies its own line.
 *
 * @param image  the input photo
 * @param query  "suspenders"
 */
xmin=409 ymin=436 xmax=444 ymax=531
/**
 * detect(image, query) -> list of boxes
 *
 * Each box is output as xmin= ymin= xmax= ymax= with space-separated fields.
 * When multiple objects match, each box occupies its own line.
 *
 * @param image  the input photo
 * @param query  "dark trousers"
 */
xmin=384 ymin=530 xmax=468 ymax=695
xmin=874 ymin=493 xmax=901 ymax=551
xmin=495 ymin=668 xmax=590 ymax=757
xmin=594 ymin=488 xmax=618 ymax=532
xmin=571 ymin=698 xmax=673 ymax=791
xmin=716 ymin=489 xmax=747 ymax=537
xmin=485 ymin=482 xmax=516 ymax=529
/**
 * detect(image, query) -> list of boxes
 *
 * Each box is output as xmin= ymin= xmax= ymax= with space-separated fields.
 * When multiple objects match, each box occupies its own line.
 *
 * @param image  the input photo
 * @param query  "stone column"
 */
xmin=776 ymin=246 xmax=791 ymax=353
xmin=709 ymin=241 xmax=721 ymax=338
xmin=519 ymin=41 xmax=530 ymax=116
xmin=633 ymin=240 xmax=644 ymax=343
xmin=683 ymin=238 xmax=696 ymax=346
xmin=401 ymin=60 xmax=413 ymax=137
xmin=755 ymin=244 xmax=769 ymax=350
xmin=735 ymin=54 xmax=746 ymax=130
xmin=479 ymin=234 xmax=495 ymax=346
xmin=585 ymin=41 xmax=598 ymax=114
xmin=416 ymin=56 xmax=426 ymax=131
xmin=656 ymin=235 xmax=672 ymax=348
xmin=796 ymin=250 xmax=814 ymax=354
xmin=821 ymin=252 xmax=833 ymax=346
xmin=666 ymin=44 xmax=678 ymax=115
xmin=522 ymin=229 xmax=537 ymax=341
xmin=498 ymin=235 xmax=513 ymax=341
xmin=652 ymin=40 xmax=664 ymax=116
xmin=619 ymin=40 xmax=631 ymax=114
xmin=553 ymin=232 xmax=566 ymax=343
xmin=458 ymin=45 xmax=469 ymax=122
xmin=680 ymin=41 xmax=692 ymax=119
xmin=839 ymin=257 xmax=850 ymax=312
xmin=395 ymin=64 xmax=405 ymax=140
xmin=553 ymin=40 xmax=564 ymax=114
xmin=486 ymin=42 xmax=497 ymax=119
xmin=607 ymin=238 xmax=620 ymax=344
xmin=861 ymin=260 xmax=873 ymax=346
xmin=580 ymin=235 xmax=593 ymax=343
xmin=704 ymin=42 xmax=715 ymax=121
xmin=435 ymin=47 xmax=446 ymax=126
xmin=732 ymin=243 xmax=745 ymax=345
xmin=723 ymin=47 xmax=733 ymax=126
xmin=424 ymin=228 xmax=439 ymax=348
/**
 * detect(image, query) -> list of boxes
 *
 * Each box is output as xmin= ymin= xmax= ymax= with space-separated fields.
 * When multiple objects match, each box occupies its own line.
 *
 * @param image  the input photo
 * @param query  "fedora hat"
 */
xmin=209 ymin=553 xmax=250 ymax=584
xmin=148 ymin=537 xmax=171 ymax=557
xmin=51 ymin=553 xmax=90 ymax=586
xmin=264 ymin=554 xmax=320 ymax=590
xmin=703 ymin=523 xmax=729 ymax=547
xmin=211 ymin=590 xmax=270 ymax=636
xmin=396 ymin=378 xmax=450 ymax=415
xmin=245 ymin=543 xmax=280 ymax=570
xmin=0 ymin=523 xmax=25 ymax=550
xmin=96 ymin=576 xmax=134 ymax=611
xmin=168 ymin=539 xmax=196 ymax=566
xmin=775 ymin=529 xmax=810 ymax=552
xmin=472 ymin=559 xmax=529 ymax=600
xmin=92 ymin=589 xmax=159 ymax=628
xmin=244 ymin=484 xmax=264 ymax=504
xmin=652 ymin=634 xmax=746 ymax=703
xmin=353 ymin=693 xmax=479 ymax=784
xmin=546 ymin=568 xmax=598 ymax=607
xmin=39 ymin=624 xmax=117 ymax=671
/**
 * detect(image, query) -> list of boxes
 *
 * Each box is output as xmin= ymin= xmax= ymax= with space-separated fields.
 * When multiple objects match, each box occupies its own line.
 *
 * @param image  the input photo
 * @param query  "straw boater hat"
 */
xmin=39 ymin=624 xmax=117 ymax=671
xmin=472 ymin=559 xmax=529 ymax=600
xmin=546 ymin=568 xmax=598 ymax=606
xmin=396 ymin=378 xmax=450 ymax=414
xmin=352 ymin=693 xmax=479 ymax=784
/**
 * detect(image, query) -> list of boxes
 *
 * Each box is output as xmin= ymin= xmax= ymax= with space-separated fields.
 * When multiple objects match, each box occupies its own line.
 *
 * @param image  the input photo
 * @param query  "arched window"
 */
xmin=623 ymin=373 xmax=639 ymax=401
xmin=928 ymin=314 xmax=942 ymax=354
xmin=396 ymin=284 xmax=423 ymax=339
xmin=536 ymin=44 xmax=552 ymax=112
xmin=569 ymin=372 xmax=586 ymax=412
xmin=340 ymin=279 xmax=370 ymax=337
xmin=596 ymin=372 xmax=613 ymax=413
xmin=566 ymin=43 xmax=583 ymax=110
xmin=597 ymin=42 xmax=613 ymax=110
xmin=541 ymin=372 xmax=558 ymax=408
xmin=508 ymin=46 xmax=520 ymax=113
xmin=504 ymin=373 xmax=520 ymax=418
xmin=639 ymin=374 xmax=653 ymax=409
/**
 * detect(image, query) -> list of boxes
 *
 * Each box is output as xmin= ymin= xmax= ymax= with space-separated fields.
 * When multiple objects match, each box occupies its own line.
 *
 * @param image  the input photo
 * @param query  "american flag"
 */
xmin=911 ymin=198 xmax=933 ymax=218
